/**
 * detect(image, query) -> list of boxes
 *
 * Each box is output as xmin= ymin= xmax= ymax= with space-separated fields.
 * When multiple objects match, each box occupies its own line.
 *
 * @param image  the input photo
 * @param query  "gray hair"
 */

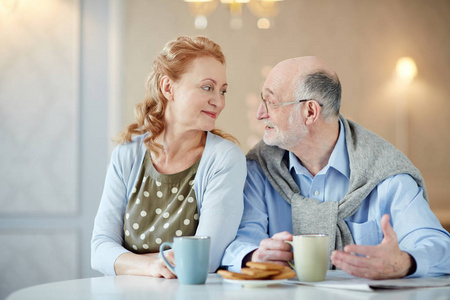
xmin=294 ymin=71 xmax=341 ymax=120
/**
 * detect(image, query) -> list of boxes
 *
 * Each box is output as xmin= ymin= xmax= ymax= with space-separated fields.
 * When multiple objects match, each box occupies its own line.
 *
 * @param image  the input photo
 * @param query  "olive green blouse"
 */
xmin=123 ymin=151 xmax=200 ymax=253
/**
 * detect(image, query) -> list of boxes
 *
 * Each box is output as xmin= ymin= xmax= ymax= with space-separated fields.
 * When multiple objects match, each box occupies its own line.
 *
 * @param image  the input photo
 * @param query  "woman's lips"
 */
xmin=202 ymin=111 xmax=217 ymax=119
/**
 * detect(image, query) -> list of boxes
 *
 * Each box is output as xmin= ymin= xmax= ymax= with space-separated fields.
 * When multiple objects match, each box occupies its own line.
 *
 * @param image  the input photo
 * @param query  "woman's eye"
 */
xmin=202 ymin=85 xmax=212 ymax=91
xmin=220 ymin=90 xmax=227 ymax=95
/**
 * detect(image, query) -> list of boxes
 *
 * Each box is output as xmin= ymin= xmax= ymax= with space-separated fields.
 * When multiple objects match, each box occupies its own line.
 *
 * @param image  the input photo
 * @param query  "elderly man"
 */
xmin=222 ymin=56 xmax=450 ymax=279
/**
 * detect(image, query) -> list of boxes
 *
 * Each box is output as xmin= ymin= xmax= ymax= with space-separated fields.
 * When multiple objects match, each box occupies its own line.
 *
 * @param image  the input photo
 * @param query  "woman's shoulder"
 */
xmin=111 ymin=133 xmax=148 ymax=162
xmin=194 ymin=132 xmax=246 ymax=186
xmin=205 ymin=132 xmax=244 ymax=159
xmin=200 ymin=132 xmax=246 ymax=176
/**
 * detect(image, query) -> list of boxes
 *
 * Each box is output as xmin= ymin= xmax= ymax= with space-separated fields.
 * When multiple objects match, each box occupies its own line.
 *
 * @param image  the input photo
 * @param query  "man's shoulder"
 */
xmin=246 ymin=139 xmax=265 ymax=160
xmin=247 ymin=159 xmax=263 ymax=171
xmin=342 ymin=117 xmax=391 ymax=147
xmin=246 ymin=140 xmax=285 ymax=162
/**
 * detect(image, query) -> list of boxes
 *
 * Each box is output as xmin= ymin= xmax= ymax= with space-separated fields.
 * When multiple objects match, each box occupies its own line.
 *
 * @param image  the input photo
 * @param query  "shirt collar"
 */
xmin=289 ymin=118 xmax=350 ymax=179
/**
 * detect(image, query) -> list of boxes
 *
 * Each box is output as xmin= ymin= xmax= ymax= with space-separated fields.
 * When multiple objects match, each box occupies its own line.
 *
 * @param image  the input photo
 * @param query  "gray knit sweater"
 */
xmin=247 ymin=116 xmax=427 ymax=268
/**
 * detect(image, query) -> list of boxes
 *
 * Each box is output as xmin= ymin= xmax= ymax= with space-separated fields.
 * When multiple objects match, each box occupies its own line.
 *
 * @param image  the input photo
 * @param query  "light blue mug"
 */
xmin=160 ymin=236 xmax=210 ymax=285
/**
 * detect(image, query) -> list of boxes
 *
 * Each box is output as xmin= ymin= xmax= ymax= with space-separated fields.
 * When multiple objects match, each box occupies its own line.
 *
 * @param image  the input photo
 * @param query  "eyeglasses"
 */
xmin=260 ymin=93 xmax=323 ymax=114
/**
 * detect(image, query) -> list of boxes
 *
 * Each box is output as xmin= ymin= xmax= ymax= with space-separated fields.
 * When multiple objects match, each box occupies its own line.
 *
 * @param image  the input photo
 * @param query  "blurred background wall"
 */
xmin=1 ymin=0 xmax=449 ymax=299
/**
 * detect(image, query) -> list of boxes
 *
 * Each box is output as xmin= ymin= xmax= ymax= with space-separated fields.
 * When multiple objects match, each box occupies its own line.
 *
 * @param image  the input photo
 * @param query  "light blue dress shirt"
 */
xmin=222 ymin=120 xmax=450 ymax=277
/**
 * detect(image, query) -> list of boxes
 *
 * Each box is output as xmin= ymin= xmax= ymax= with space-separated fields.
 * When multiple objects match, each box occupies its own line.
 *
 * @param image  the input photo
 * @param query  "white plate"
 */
xmin=223 ymin=278 xmax=288 ymax=288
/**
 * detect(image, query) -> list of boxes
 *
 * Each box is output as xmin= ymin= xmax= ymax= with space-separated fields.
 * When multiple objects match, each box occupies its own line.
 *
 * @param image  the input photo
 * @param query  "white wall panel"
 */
xmin=0 ymin=0 xmax=109 ymax=298
xmin=0 ymin=230 xmax=79 ymax=300
xmin=0 ymin=0 xmax=79 ymax=214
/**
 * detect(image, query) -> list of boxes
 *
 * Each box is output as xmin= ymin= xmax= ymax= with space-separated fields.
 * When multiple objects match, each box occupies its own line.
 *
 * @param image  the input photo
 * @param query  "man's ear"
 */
xmin=304 ymin=100 xmax=321 ymax=125
xmin=160 ymin=75 xmax=174 ymax=101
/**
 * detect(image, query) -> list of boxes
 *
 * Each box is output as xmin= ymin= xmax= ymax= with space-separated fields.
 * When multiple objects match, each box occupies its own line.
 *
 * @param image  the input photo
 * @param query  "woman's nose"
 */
xmin=209 ymin=91 xmax=225 ymax=111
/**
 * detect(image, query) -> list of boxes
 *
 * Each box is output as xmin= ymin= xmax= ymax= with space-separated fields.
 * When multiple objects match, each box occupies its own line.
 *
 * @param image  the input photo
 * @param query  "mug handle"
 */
xmin=284 ymin=240 xmax=295 ymax=269
xmin=159 ymin=242 xmax=176 ymax=274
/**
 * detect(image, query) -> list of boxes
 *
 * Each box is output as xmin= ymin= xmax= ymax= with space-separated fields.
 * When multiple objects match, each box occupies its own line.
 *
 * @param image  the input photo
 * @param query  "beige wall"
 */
xmin=1 ymin=1 xmax=448 ymax=297
xmin=123 ymin=1 xmax=450 ymax=225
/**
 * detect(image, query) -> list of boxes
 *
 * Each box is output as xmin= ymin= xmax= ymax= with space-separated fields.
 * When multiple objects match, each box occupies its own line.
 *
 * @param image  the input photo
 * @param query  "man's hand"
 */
xmin=331 ymin=214 xmax=414 ymax=279
xmin=251 ymin=231 xmax=293 ymax=266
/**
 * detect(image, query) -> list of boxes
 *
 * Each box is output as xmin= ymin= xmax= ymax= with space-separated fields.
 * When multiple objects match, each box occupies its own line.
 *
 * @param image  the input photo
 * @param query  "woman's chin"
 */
xmin=201 ymin=122 xmax=216 ymax=132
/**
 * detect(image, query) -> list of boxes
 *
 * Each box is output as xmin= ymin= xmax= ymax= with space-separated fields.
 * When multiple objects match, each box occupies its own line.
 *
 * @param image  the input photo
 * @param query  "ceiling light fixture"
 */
xmin=0 ymin=0 xmax=19 ymax=14
xmin=184 ymin=0 xmax=283 ymax=30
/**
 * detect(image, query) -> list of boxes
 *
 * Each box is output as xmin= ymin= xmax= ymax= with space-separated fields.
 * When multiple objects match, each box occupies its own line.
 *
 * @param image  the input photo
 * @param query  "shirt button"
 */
xmin=314 ymin=191 xmax=320 ymax=196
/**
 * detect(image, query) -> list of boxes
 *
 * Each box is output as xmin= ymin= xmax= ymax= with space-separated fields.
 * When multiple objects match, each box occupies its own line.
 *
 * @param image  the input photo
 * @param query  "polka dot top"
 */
xmin=123 ymin=151 xmax=200 ymax=254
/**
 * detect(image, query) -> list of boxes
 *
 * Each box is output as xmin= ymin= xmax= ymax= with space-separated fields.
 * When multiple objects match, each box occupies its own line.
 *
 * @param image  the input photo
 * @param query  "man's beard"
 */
xmin=263 ymin=109 xmax=308 ymax=150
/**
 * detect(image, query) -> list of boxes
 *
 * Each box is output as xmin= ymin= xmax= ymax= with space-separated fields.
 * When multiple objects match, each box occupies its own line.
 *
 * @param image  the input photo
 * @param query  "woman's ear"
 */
xmin=160 ymin=75 xmax=174 ymax=101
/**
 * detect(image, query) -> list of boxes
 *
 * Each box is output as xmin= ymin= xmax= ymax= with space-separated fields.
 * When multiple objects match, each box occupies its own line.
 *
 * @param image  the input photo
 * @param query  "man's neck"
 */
xmin=290 ymin=119 xmax=340 ymax=176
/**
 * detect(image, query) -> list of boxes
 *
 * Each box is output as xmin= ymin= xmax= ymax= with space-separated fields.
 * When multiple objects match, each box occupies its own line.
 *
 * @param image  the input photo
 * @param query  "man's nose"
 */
xmin=256 ymin=102 xmax=268 ymax=120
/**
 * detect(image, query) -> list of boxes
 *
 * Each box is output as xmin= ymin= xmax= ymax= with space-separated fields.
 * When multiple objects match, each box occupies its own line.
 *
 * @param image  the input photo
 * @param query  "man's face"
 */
xmin=258 ymin=70 xmax=308 ymax=150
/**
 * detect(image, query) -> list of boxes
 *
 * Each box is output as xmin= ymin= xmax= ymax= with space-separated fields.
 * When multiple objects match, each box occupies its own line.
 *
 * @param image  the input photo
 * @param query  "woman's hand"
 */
xmin=114 ymin=251 xmax=176 ymax=278
xmin=145 ymin=251 xmax=177 ymax=279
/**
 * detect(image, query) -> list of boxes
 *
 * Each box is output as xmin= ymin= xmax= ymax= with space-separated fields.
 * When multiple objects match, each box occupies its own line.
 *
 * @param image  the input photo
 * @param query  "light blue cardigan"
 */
xmin=91 ymin=132 xmax=246 ymax=275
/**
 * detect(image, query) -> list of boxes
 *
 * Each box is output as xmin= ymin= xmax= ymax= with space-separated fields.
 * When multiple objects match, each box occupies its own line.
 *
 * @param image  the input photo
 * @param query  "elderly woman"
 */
xmin=91 ymin=36 xmax=246 ymax=278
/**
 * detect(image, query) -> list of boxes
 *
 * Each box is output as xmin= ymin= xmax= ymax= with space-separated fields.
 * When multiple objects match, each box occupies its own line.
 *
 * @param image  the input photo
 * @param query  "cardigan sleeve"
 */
xmin=91 ymin=137 xmax=145 ymax=275
xmin=91 ymin=145 xmax=130 ymax=275
xmin=194 ymin=134 xmax=246 ymax=272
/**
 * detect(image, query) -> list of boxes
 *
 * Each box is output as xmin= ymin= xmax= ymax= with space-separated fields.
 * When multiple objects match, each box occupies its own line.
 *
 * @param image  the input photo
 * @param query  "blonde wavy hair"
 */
xmin=115 ymin=36 xmax=238 ymax=154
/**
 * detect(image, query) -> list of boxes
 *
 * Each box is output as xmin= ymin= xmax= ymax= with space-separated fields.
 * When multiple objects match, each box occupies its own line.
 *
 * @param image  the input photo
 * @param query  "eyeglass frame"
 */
xmin=260 ymin=93 xmax=323 ymax=114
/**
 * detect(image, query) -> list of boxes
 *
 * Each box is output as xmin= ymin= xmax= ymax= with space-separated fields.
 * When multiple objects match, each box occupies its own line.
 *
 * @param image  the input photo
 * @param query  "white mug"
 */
xmin=285 ymin=234 xmax=329 ymax=282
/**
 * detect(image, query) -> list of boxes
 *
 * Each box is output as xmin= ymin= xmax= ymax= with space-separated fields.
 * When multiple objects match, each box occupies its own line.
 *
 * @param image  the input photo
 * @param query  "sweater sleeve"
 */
xmin=194 ymin=135 xmax=246 ymax=272
xmin=91 ymin=137 xmax=145 ymax=275
xmin=221 ymin=160 xmax=270 ymax=272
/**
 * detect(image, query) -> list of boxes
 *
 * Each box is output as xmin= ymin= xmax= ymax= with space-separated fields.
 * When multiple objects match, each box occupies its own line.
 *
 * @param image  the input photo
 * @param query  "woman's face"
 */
xmin=166 ymin=56 xmax=227 ymax=133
